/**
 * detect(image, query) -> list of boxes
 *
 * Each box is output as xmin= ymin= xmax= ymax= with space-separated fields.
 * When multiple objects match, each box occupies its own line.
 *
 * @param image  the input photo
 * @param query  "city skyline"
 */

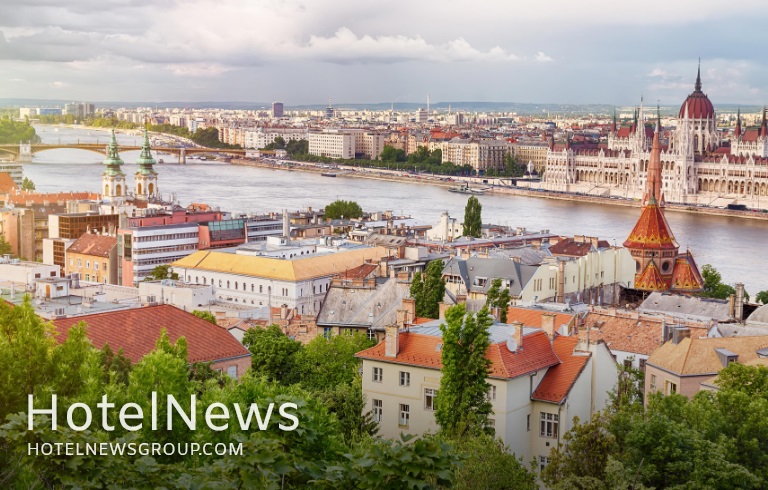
xmin=2 ymin=1 xmax=768 ymax=106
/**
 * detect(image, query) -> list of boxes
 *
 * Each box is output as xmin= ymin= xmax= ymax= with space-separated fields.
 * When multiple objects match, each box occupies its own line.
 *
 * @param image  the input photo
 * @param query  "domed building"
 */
xmin=542 ymin=61 xmax=768 ymax=208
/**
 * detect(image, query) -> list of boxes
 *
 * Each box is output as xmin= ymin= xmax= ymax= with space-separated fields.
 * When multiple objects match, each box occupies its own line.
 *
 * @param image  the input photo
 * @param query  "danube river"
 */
xmin=22 ymin=125 xmax=768 ymax=294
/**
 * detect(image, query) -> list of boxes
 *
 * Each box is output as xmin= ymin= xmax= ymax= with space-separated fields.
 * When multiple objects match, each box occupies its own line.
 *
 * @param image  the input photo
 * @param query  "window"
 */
xmin=665 ymin=380 xmax=677 ymax=395
xmin=103 ymin=262 xmax=107 ymax=271
xmin=227 ymin=365 xmax=237 ymax=379
xmin=487 ymin=384 xmax=497 ymax=401
xmin=539 ymin=455 xmax=551 ymax=473
xmin=399 ymin=371 xmax=410 ymax=387
xmin=372 ymin=399 xmax=382 ymax=422
xmin=77 ymin=259 xmax=82 ymax=267
xmin=424 ymin=388 xmax=437 ymax=411
xmin=323 ymin=327 xmax=332 ymax=339
xmin=540 ymin=412 xmax=558 ymax=438
xmin=85 ymin=274 xmax=90 ymax=281
xmin=650 ymin=374 xmax=657 ymax=391
xmin=399 ymin=404 xmax=410 ymax=428
xmin=373 ymin=367 xmax=383 ymax=382
xmin=367 ymin=328 xmax=376 ymax=340
xmin=69 ymin=258 xmax=73 ymax=266
xmin=259 ymin=285 xmax=263 ymax=293
xmin=639 ymin=358 xmax=647 ymax=371
xmin=623 ymin=359 xmax=632 ymax=369
xmin=527 ymin=414 xmax=531 ymax=431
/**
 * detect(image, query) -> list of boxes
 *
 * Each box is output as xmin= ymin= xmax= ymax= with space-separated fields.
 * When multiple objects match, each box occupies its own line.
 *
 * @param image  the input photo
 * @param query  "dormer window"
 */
xmin=715 ymin=348 xmax=738 ymax=368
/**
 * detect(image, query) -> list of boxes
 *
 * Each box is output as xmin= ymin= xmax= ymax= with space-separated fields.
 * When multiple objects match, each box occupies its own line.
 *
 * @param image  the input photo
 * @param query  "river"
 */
xmin=20 ymin=124 xmax=768 ymax=294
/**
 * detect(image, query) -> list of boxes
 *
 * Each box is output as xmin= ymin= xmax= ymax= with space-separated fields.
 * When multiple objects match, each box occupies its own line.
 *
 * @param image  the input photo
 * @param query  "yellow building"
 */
xmin=65 ymin=233 xmax=118 ymax=284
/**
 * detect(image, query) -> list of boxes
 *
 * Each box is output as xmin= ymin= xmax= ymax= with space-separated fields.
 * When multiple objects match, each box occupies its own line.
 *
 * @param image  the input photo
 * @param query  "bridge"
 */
xmin=0 ymin=142 xmax=245 ymax=164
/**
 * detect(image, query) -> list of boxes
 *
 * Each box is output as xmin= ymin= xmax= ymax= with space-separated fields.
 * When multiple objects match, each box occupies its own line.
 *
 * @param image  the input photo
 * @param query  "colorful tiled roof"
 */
xmin=532 ymin=336 xmax=590 ymax=403
xmin=506 ymin=306 xmax=575 ymax=330
xmin=670 ymin=252 xmax=704 ymax=292
xmin=66 ymin=234 xmax=117 ymax=258
xmin=623 ymin=201 xmax=679 ymax=250
xmin=355 ymin=329 xmax=560 ymax=380
xmin=51 ymin=304 xmax=251 ymax=364
xmin=635 ymin=261 xmax=671 ymax=291
xmin=0 ymin=172 xmax=17 ymax=193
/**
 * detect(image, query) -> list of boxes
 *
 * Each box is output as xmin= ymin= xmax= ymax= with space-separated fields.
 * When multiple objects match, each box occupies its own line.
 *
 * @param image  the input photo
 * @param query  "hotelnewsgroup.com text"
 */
xmin=28 ymin=441 xmax=243 ymax=457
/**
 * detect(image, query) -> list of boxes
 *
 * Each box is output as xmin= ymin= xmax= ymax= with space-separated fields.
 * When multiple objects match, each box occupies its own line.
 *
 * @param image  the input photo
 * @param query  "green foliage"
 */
xmin=410 ymin=260 xmax=446 ymax=319
xmin=312 ymin=433 xmax=459 ymax=489
xmin=435 ymin=304 xmax=493 ymax=437
xmin=380 ymin=145 xmax=407 ymax=163
xmin=449 ymin=433 xmax=537 ymax=490
xmin=294 ymin=333 xmax=375 ymax=391
xmin=756 ymin=290 xmax=768 ymax=305
xmin=700 ymin=264 xmax=737 ymax=300
xmin=485 ymin=278 xmax=510 ymax=322
xmin=314 ymin=377 xmax=379 ymax=443
xmin=463 ymin=195 xmax=482 ymax=238
xmin=542 ymin=362 xmax=768 ymax=489
xmin=145 ymin=264 xmax=179 ymax=281
xmin=263 ymin=136 xmax=286 ymax=150
xmin=0 ymin=117 xmax=39 ymax=144
xmin=285 ymin=138 xmax=308 ymax=156
xmin=243 ymin=324 xmax=302 ymax=383
xmin=484 ymin=153 xmax=526 ymax=177
xmin=324 ymin=199 xmax=363 ymax=220
xmin=191 ymin=309 xmax=217 ymax=324
xmin=21 ymin=177 xmax=35 ymax=191
xmin=192 ymin=126 xmax=242 ymax=149
xmin=0 ymin=234 xmax=13 ymax=256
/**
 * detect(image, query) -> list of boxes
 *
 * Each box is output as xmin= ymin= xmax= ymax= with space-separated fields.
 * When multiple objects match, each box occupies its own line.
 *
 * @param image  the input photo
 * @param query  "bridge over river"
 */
xmin=0 ymin=142 xmax=245 ymax=163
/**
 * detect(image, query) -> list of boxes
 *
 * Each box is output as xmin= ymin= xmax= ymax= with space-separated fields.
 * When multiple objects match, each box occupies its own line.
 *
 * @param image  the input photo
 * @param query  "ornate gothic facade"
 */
xmin=542 ymin=65 xmax=768 ymax=208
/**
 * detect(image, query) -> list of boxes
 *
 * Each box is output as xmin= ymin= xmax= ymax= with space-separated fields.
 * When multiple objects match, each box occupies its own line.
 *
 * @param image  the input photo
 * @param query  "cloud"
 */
xmin=50 ymin=80 xmax=67 ymax=87
xmin=535 ymin=51 xmax=553 ymax=62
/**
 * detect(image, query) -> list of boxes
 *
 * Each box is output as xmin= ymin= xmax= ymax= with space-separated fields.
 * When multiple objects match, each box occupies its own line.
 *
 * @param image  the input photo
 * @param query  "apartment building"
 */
xmin=440 ymin=139 xmax=511 ymax=172
xmin=64 ymin=233 xmax=118 ymax=285
xmin=308 ymin=129 xmax=386 ymax=160
xmin=118 ymin=223 xmax=200 ymax=286
xmin=356 ymin=318 xmax=616 ymax=467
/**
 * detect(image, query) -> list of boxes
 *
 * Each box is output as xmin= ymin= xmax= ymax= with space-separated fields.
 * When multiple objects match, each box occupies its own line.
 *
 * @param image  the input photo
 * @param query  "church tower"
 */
xmin=624 ymin=116 xmax=704 ymax=293
xmin=102 ymin=130 xmax=126 ymax=204
xmin=134 ymin=129 xmax=158 ymax=201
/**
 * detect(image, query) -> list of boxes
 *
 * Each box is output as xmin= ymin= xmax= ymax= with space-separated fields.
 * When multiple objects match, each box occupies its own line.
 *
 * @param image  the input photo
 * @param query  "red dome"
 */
xmin=679 ymin=91 xmax=715 ymax=119
xmin=678 ymin=65 xmax=715 ymax=119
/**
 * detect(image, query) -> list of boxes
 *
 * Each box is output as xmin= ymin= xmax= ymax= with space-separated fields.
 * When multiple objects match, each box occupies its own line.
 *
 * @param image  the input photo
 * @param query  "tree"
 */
xmin=756 ymin=290 xmax=768 ymax=305
xmin=0 ymin=235 xmax=12 ymax=256
xmin=450 ymin=433 xmax=537 ymax=490
xmin=145 ymin=264 xmax=178 ymax=281
xmin=380 ymin=145 xmax=406 ymax=163
xmin=242 ymin=324 xmax=301 ymax=383
xmin=410 ymin=260 xmax=446 ymax=319
xmin=294 ymin=332 xmax=374 ymax=391
xmin=285 ymin=138 xmax=308 ymax=156
xmin=485 ymin=278 xmax=511 ymax=322
xmin=435 ymin=304 xmax=494 ymax=437
xmin=700 ymin=264 xmax=737 ymax=299
xmin=191 ymin=309 xmax=217 ymax=324
xmin=324 ymin=199 xmax=363 ymax=220
xmin=463 ymin=195 xmax=482 ymax=238
xmin=21 ymin=177 xmax=35 ymax=191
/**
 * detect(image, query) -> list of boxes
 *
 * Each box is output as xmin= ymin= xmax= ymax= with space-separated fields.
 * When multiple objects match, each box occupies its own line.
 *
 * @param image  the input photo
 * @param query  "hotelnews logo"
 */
xmin=26 ymin=393 xmax=299 ymax=457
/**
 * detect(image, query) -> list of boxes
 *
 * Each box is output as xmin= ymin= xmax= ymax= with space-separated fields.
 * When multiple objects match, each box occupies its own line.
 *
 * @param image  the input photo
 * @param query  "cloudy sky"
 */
xmin=1 ymin=0 xmax=767 ymax=106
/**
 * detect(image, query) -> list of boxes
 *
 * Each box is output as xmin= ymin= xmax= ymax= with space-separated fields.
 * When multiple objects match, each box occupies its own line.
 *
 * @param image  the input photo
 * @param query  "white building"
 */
xmin=119 ymin=223 xmax=200 ymax=286
xmin=425 ymin=211 xmax=463 ymax=242
xmin=0 ymin=257 xmax=60 ymax=291
xmin=308 ymin=129 xmax=386 ymax=160
xmin=171 ymin=243 xmax=389 ymax=315
xmin=440 ymin=139 xmax=511 ymax=172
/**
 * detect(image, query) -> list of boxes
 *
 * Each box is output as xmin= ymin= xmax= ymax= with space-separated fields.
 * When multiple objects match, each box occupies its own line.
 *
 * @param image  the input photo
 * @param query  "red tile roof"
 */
xmin=7 ymin=191 xmax=100 ymax=206
xmin=0 ymin=172 xmax=17 ymax=193
xmin=532 ymin=336 xmax=590 ymax=403
xmin=52 ymin=304 xmax=250 ymax=364
xmin=670 ymin=252 xmax=704 ymax=293
xmin=623 ymin=201 xmax=679 ymax=250
xmin=356 ymin=330 xmax=560 ymax=380
xmin=67 ymin=234 xmax=117 ymax=258
xmin=337 ymin=263 xmax=378 ymax=280
xmin=506 ymin=306 xmax=574 ymax=330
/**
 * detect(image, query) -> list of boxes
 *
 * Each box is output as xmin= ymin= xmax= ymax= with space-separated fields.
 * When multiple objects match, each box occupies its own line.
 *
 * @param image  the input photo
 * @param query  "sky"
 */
xmin=1 ymin=0 xmax=767 ymax=106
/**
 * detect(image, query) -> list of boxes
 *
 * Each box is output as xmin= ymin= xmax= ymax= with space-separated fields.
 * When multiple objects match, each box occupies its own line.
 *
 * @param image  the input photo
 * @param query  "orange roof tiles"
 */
xmin=506 ymin=306 xmax=574 ymax=330
xmin=532 ymin=336 xmax=590 ymax=403
xmin=670 ymin=252 xmax=704 ymax=292
xmin=7 ymin=191 xmax=100 ymax=206
xmin=0 ymin=172 xmax=17 ymax=193
xmin=338 ymin=263 xmax=378 ymax=280
xmin=356 ymin=330 xmax=560 ymax=380
xmin=635 ymin=261 xmax=671 ymax=291
xmin=67 ymin=234 xmax=116 ymax=258
xmin=623 ymin=201 xmax=679 ymax=250
xmin=52 ymin=304 xmax=251 ymax=364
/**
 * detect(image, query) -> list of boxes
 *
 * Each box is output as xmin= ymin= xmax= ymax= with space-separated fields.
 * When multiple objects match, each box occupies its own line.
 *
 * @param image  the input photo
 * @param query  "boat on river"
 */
xmin=448 ymin=183 xmax=485 ymax=195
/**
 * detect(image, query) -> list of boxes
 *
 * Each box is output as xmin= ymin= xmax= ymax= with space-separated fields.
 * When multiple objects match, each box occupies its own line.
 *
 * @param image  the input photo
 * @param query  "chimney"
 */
xmin=728 ymin=294 xmax=736 ymax=319
xmin=282 ymin=209 xmax=290 ymax=239
xmin=280 ymin=304 xmax=288 ymax=320
xmin=511 ymin=320 xmax=524 ymax=352
xmin=402 ymin=298 xmax=416 ymax=323
xmin=385 ymin=324 xmax=400 ymax=357
xmin=735 ymin=283 xmax=745 ymax=322
xmin=456 ymin=293 xmax=467 ymax=305
xmin=438 ymin=302 xmax=450 ymax=319
xmin=541 ymin=312 xmax=557 ymax=340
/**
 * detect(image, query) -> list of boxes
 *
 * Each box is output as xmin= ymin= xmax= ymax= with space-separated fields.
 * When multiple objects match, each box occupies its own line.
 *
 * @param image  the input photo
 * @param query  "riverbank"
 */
xmin=231 ymin=157 xmax=768 ymax=222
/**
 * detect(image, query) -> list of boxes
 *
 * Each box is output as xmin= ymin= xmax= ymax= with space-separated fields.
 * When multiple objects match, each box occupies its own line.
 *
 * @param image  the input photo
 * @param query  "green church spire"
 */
xmin=102 ymin=130 xmax=125 ymax=176
xmin=136 ymin=129 xmax=157 ymax=175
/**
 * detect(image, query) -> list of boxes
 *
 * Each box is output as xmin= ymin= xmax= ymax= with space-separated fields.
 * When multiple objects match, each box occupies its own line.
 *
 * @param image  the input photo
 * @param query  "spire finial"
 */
xmin=695 ymin=59 xmax=702 ymax=92
xmin=656 ymin=103 xmax=661 ymax=132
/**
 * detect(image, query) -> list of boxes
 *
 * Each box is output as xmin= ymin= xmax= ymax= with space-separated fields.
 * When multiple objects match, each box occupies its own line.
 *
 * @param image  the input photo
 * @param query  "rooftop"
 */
xmin=67 ymin=234 xmax=117 ymax=258
xmin=648 ymin=335 xmax=768 ymax=376
xmin=532 ymin=336 xmax=591 ymax=403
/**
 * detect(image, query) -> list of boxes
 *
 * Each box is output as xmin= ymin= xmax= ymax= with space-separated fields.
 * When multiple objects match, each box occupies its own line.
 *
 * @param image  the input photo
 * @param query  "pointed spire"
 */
xmin=695 ymin=59 xmax=702 ymax=92
xmin=761 ymin=107 xmax=768 ymax=138
xmin=611 ymin=107 xmax=617 ymax=133
xmin=735 ymin=108 xmax=742 ymax=138
xmin=102 ymin=129 xmax=125 ymax=173
xmin=656 ymin=103 xmax=661 ymax=133
xmin=136 ymin=128 xmax=157 ymax=171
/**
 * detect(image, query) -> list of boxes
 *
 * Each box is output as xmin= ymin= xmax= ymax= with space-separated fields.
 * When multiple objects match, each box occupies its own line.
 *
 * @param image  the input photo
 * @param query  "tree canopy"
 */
xmin=324 ymin=200 xmax=362 ymax=220
xmin=145 ymin=264 xmax=178 ymax=281
xmin=435 ymin=304 xmax=494 ymax=438
xmin=700 ymin=264 xmax=738 ymax=300
xmin=0 ymin=117 xmax=39 ymax=144
xmin=485 ymin=278 xmax=511 ymax=323
xmin=410 ymin=260 xmax=446 ymax=319
xmin=463 ymin=195 xmax=482 ymax=238
xmin=21 ymin=178 xmax=35 ymax=191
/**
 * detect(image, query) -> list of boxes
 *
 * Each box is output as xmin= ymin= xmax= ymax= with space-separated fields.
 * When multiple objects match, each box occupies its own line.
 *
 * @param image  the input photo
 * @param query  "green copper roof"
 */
xmin=102 ymin=130 xmax=125 ymax=176
xmin=136 ymin=129 xmax=157 ymax=174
